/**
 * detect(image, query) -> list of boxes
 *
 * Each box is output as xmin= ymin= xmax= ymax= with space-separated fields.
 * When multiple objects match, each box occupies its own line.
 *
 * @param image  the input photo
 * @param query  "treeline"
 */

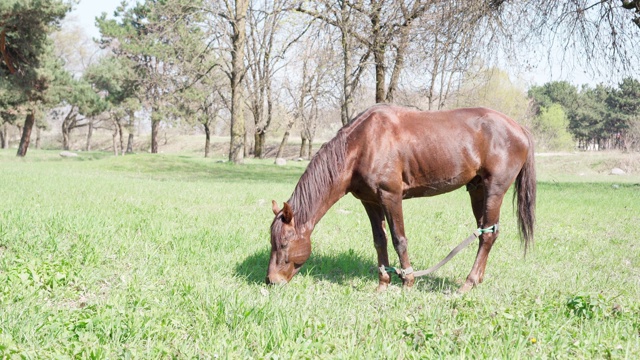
xmin=529 ymin=79 xmax=640 ymax=151
xmin=2 ymin=0 xmax=640 ymax=160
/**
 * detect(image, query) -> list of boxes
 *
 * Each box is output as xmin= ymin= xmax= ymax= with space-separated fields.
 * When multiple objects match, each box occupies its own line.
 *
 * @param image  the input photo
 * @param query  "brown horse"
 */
xmin=268 ymin=104 xmax=536 ymax=292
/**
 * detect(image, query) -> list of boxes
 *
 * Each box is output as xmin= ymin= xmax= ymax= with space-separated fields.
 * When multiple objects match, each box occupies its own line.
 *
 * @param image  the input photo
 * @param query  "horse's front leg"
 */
xmin=379 ymin=192 xmax=415 ymax=289
xmin=362 ymin=201 xmax=391 ymax=291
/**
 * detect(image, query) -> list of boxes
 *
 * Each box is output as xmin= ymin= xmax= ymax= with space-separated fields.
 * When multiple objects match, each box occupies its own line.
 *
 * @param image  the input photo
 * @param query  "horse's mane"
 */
xmin=287 ymin=131 xmax=347 ymax=226
xmin=287 ymin=106 xmax=379 ymax=227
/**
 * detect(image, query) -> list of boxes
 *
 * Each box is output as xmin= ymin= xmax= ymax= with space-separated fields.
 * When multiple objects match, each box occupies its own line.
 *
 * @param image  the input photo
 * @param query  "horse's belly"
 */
xmin=401 ymin=169 xmax=477 ymax=198
xmin=403 ymin=182 xmax=464 ymax=199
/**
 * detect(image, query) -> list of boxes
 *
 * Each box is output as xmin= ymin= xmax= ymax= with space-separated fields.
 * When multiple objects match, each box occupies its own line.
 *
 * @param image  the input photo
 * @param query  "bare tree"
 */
xmin=297 ymin=1 xmax=371 ymax=125
xmin=208 ymin=0 xmax=250 ymax=164
xmin=175 ymin=80 xmax=226 ymax=158
xmin=274 ymin=112 xmax=295 ymax=160
xmin=280 ymin=35 xmax=335 ymax=160
xmin=484 ymin=1 xmax=640 ymax=79
xmin=299 ymin=1 xmax=429 ymax=107
xmin=60 ymin=106 xmax=86 ymax=150
xmin=245 ymin=0 xmax=311 ymax=158
xmin=411 ymin=2 xmax=497 ymax=110
xmin=111 ymin=113 xmax=122 ymax=156
xmin=300 ymin=56 xmax=333 ymax=159
xmin=51 ymin=19 xmax=102 ymax=76
xmin=245 ymin=0 xmax=278 ymax=158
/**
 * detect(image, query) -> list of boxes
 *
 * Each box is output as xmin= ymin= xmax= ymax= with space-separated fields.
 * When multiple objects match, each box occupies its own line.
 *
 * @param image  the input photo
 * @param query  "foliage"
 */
xmin=50 ymin=19 xmax=100 ymax=76
xmin=96 ymin=0 xmax=207 ymax=153
xmin=529 ymin=78 xmax=640 ymax=150
xmin=0 ymin=0 xmax=70 ymax=84
xmin=532 ymin=104 xmax=574 ymax=151
xmin=0 ymin=0 xmax=71 ymax=155
xmin=0 ymin=81 xmax=22 ymax=125
xmin=528 ymin=81 xmax=579 ymax=116
xmin=565 ymin=294 xmax=609 ymax=319
xmin=456 ymin=67 xmax=530 ymax=123
xmin=607 ymin=77 xmax=640 ymax=149
xmin=0 ymin=0 xmax=69 ymax=104
xmin=569 ymin=84 xmax=610 ymax=144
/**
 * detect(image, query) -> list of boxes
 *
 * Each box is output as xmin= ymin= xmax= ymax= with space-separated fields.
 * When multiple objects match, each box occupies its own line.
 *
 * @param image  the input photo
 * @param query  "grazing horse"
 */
xmin=267 ymin=104 xmax=536 ymax=292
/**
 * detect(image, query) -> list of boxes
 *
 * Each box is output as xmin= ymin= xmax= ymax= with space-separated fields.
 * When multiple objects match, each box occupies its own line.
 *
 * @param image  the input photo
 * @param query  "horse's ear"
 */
xmin=271 ymin=200 xmax=280 ymax=216
xmin=282 ymin=202 xmax=294 ymax=224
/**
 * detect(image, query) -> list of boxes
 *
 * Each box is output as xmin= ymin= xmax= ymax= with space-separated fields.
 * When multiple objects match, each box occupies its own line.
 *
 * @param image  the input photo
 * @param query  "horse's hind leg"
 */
xmin=460 ymin=180 xmax=506 ymax=293
xmin=466 ymin=176 xmax=486 ymax=229
xmin=362 ymin=201 xmax=392 ymax=291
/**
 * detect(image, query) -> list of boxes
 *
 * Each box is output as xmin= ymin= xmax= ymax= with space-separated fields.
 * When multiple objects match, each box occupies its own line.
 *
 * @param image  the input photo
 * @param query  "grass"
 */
xmin=1 ymin=149 xmax=639 ymax=358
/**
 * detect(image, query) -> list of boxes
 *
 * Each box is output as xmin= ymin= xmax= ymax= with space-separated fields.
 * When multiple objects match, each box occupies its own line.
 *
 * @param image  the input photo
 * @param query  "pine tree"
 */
xmin=0 ymin=0 xmax=70 ymax=156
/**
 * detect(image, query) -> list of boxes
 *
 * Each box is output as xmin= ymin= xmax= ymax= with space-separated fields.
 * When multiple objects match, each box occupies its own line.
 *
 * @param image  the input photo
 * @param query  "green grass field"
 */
xmin=1 ymin=150 xmax=639 ymax=358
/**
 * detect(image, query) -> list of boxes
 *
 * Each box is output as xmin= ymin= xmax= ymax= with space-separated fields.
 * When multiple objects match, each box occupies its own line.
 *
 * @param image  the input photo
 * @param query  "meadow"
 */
xmin=1 ymin=149 xmax=639 ymax=359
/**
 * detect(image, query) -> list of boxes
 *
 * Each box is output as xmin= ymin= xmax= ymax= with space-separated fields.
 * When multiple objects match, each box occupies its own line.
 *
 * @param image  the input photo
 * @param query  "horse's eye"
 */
xmin=278 ymin=233 xmax=290 ymax=249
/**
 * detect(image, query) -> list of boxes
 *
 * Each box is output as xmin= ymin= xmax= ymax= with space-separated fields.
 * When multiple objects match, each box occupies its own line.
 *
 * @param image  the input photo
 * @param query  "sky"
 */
xmin=66 ymin=0 xmax=608 ymax=88
xmin=67 ymin=0 xmax=123 ymax=39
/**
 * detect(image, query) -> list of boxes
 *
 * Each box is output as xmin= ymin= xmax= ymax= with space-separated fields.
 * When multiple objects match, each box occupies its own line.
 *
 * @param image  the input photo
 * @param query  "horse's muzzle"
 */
xmin=265 ymin=274 xmax=288 ymax=285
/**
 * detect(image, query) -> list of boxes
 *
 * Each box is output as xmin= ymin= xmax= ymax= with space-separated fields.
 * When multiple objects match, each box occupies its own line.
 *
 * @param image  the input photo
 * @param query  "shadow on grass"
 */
xmin=235 ymin=247 xmax=459 ymax=293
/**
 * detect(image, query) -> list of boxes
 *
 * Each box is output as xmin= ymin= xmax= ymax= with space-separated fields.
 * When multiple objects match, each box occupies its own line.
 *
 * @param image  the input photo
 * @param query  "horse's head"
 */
xmin=266 ymin=200 xmax=311 ymax=285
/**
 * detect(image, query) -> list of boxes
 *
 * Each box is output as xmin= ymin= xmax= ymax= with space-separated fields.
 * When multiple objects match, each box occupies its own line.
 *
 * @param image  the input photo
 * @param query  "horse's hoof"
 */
xmin=457 ymin=282 xmax=474 ymax=294
xmin=402 ymin=274 xmax=415 ymax=289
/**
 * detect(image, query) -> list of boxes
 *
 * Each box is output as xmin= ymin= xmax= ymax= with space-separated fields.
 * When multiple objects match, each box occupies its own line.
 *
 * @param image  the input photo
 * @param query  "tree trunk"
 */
xmin=386 ymin=1 xmax=422 ymax=103
xmin=61 ymin=107 xmax=75 ymax=151
xmin=386 ymin=25 xmax=411 ymax=103
xmin=229 ymin=0 xmax=249 ymax=164
xmin=126 ymin=133 xmax=134 ymax=154
xmin=112 ymin=123 xmax=119 ymax=156
xmin=16 ymin=112 xmax=34 ymax=157
xmin=254 ymin=129 xmax=265 ymax=158
xmin=276 ymin=118 xmax=295 ymax=159
xmin=62 ymin=127 xmax=70 ymax=150
xmin=1 ymin=123 xmax=8 ymax=149
xmin=204 ymin=122 xmax=211 ymax=158
xmin=117 ymin=121 xmax=125 ymax=155
xmin=337 ymin=0 xmax=359 ymax=126
xmin=307 ymin=137 xmax=313 ymax=160
xmin=341 ymin=28 xmax=353 ymax=126
xmin=263 ymin=72 xmax=274 ymax=158
xmin=151 ymin=111 xmax=160 ymax=153
xmin=85 ymin=121 xmax=93 ymax=151
xmin=374 ymin=50 xmax=386 ymax=103
xmin=244 ymin=130 xmax=251 ymax=157
xmin=371 ymin=2 xmax=385 ymax=104
xmin=126 ymin=110 xmax=135 ymax=154
xmin=299 ymin=137 xmax=308 ymax=158
xmin=0 ymin=124 xmax=5 ymax=149
xmin=35 ymin=126 xmax=41 ymax=149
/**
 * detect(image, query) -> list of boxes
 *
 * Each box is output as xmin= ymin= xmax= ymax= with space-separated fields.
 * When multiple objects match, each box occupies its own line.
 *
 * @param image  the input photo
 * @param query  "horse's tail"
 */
xmin=514 ymin=128 xmax=536 ymax=254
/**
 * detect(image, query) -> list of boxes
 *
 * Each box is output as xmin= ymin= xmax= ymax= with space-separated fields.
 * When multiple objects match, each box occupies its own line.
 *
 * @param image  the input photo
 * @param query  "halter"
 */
xmin=380 ymin=224 xmax=499 ymax=279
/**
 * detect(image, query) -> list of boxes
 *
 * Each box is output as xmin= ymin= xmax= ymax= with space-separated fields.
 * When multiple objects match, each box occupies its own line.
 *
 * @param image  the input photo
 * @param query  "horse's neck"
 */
xmin=289 ymin=174 xmax=349 ymax=234
xmin=288 ymin=128 xmax=352 ymax=234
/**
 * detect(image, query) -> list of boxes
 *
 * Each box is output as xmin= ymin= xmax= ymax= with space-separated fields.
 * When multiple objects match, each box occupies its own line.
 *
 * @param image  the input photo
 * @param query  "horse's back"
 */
xmin=351 ymin=105 xmax=529 ymax=156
